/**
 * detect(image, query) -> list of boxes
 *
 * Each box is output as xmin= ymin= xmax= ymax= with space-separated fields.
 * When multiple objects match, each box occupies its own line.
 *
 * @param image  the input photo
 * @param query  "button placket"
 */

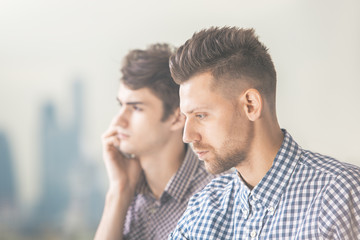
xmin=149 ymin=206 xmax=157 ymax=214
xmin=148 ymin=201 xmax=160 ymax=215
xmin=242 ymin=208 xmax=249 ymax=219
xmin=252 ymin=194 xmax=258 ymax=202
xmin=249 ymin=193 xmax=260 ymax=207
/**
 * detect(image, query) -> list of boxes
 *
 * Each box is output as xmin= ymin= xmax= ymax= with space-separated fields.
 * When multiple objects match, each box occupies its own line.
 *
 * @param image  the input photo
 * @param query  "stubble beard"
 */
xmin=203 ymin=124 xmax=254 ymax=175
xmin=203 ymin=141 xmax=248 ymax=174
xmin=192 ymin=140 xmax=249 ymax=174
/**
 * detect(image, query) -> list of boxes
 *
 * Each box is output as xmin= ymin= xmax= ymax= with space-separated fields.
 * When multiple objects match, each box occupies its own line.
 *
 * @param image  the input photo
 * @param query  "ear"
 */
xmin=169 ymin=107 xmax=185 ymax=131
xmin=241 ymin=88 xmax=262 ymax=121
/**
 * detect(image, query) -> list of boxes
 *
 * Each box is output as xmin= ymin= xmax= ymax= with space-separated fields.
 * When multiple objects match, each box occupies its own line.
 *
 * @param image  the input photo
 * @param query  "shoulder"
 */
xmin=300 ymin=150 xmax=360 ymax=199
xmin=300 ymin=151 xmax=360 ymax=238
xmin=301 ymin=150 xmax=360 ymax=183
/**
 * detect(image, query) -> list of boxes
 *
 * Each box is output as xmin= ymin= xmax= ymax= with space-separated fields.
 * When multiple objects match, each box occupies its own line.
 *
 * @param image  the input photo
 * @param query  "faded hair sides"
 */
xmin=169 ymin=26 xmax=277 ymax=106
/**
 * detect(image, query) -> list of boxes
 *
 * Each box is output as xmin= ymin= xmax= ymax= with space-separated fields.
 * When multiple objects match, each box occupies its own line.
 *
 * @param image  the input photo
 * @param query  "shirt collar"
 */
xmin=236 ymin=129 xmax=303 ymax=210
xmin=163 ymin=145 xmax=199 ymax=202
xmin=136 ymin=145 xmax=199 ymax=202
xmin=136 ymin=171 xmax=148 ymax=195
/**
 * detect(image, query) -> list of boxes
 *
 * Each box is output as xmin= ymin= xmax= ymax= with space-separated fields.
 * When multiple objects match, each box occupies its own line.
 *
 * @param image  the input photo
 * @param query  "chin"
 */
xmin=119 ymin=143 xmax=136 ymax=155
xmin=205 ymin=161 xmax=230 ymax=175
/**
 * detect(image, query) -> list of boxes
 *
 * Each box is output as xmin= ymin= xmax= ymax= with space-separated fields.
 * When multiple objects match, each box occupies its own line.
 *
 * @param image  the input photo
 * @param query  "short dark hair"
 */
xmin=169 ymin=27 xmax=277 ymax=106
xmin=121 ymin=43 xmax=178 ymax=121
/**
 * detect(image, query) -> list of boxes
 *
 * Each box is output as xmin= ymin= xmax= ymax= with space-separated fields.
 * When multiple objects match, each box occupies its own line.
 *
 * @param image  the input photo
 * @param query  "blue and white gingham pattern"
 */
xmin=169 ymin=130 xmax=360 ymax=240
xmin=123 ymin=146 xmax=215 ymax=240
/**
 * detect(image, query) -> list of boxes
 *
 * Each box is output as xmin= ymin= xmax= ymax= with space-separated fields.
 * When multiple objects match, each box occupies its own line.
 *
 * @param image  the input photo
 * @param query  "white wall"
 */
xmin=1 ymin=0 xmax=359 ymax=208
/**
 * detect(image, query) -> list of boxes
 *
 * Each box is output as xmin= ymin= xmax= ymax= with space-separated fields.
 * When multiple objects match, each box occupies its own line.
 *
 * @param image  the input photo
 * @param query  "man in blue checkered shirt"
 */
xmin=168 ymin=27 xmax=360 ymax=239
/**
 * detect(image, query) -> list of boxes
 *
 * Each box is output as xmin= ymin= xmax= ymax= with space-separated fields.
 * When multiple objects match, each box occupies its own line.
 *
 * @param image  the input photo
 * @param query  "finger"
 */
xmin=103 ymin=135 xmax=121 ymax=149
xmin=102 ymin=126 xmax=121 ymax=139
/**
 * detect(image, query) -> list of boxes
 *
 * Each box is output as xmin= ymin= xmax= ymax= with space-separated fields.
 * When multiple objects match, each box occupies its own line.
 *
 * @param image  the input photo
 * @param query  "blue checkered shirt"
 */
xmin=169 ymin=130 xmax=360 ymax=239
xmin=123 ymin=146 xmax=216 ymax=240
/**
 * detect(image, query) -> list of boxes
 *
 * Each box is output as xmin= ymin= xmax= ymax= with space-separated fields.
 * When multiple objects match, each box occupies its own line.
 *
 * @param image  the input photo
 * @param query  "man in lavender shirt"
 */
xmin=94 ymin=43 xmax=216 ymax=240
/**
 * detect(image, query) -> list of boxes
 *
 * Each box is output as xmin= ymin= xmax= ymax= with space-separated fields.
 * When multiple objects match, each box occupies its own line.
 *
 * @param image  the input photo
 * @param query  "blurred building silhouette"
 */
xmin=0 ymin=80 xmax=104 ymax=238
xmin=0 ymin=130 xmax=17 ymax=213
xmin=33 ymin=80 xmax=82 ymax=227
xmin=27 ymin=80 xmax=104 ymax=237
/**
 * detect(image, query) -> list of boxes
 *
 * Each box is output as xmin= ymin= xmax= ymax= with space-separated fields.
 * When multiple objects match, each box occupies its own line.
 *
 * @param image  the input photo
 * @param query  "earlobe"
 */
xmin=243 ymin=89 xmax=262 ymax=121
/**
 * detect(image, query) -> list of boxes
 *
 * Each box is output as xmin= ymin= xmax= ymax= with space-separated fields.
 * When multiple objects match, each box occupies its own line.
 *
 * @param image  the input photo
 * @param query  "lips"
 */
xmin=117 ymin=132 xmax=130 ymax=140
xmin=195 ymin=150 xmax=209 ymax=160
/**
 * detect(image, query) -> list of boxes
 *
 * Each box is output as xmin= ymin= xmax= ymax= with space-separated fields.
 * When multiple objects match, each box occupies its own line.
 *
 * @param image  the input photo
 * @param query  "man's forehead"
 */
xmin=179 ymin=77 xmax=215 ymax=114
xmin=179 ymin=73 xmax=213 ymax=95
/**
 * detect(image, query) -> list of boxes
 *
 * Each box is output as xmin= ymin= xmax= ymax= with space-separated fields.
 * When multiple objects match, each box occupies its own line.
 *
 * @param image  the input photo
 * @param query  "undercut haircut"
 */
xmin=169 ymin=27 xmax=277 ymax=107
xmin=121 ymin=43 xmax=178 ymax=121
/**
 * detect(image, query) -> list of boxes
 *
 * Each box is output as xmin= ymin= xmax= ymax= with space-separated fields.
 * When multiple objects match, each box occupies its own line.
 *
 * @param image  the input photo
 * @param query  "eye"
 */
xmin=132 ymin=105 xmax=143 ymax=111
xmin=195 ymin=113 xmax=207 ymax=120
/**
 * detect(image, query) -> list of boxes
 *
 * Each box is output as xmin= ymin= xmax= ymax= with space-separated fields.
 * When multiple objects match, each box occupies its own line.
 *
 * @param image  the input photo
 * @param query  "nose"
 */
xmin=183 ymin=119 xmax=201 ymax=143
xmin=113 ymin=108 xmax=128 ymax=128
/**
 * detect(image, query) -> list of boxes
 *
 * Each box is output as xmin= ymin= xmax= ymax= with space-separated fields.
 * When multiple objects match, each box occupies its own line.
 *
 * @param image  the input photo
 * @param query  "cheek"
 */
xmin=201 ymin=123 xmax=226 ymax=145
xmin=135 ymin=116 xmax=167 ymax=137
xmin=210 ymin=117 xmax=238 ymax=144
xmin=132 ymin=114 xmax=154 ymax=128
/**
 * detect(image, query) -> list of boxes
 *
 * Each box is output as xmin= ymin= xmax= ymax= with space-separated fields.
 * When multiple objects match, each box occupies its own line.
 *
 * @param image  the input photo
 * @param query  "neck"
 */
xmin=139 ymin=133 xmax=186 ymax=199
xmin=236 ymin=117 xmax=284 ymax=189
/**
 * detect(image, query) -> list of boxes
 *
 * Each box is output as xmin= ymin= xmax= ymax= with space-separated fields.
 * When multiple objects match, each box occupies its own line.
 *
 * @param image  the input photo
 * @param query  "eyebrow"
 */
xmin=181 ymin=106 xmax=210 ymax=115
xmin=116 ymin=98 xmax=145 ymax=106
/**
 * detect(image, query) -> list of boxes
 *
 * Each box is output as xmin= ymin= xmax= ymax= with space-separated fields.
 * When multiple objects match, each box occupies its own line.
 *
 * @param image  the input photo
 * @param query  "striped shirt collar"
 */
xmin=136 ymin=145 xmax=199 ymax=203
xmin=236 ymin=129 xmax=302 ymax=210
xmin=165 ymin=146 xmax=199 ymax=202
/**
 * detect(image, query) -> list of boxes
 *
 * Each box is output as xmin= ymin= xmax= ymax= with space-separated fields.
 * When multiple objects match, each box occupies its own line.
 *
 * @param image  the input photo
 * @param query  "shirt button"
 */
xmin=243 ymin=209 xmax=249 ymax=216
xmin=250 ymin=230 xmax=257 ymax=238
xmin=268 ymin=206 xmax=274 ymax=214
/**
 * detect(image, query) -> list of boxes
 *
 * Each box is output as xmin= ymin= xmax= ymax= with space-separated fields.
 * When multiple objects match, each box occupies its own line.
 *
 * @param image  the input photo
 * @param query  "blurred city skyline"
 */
xmin=0 ymin=80 xmax=104 ymax=239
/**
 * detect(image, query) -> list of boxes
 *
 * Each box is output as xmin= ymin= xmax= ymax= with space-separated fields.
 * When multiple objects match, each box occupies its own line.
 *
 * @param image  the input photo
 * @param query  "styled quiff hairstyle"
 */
xmin=121 ymin=43 xmax=178 ymax=121
xmin=169 ymin=27 xmax=277 ymax=106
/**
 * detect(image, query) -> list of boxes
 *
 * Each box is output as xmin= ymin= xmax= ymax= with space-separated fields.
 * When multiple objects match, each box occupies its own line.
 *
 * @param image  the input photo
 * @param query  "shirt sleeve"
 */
xmin=319 ymin=170 xmax=360 ymax=239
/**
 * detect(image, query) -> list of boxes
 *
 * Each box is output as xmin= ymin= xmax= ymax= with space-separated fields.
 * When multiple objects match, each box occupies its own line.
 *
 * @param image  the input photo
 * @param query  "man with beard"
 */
xmin=168 ymin=27 xmax=360 ymax=239
xmin=94 ymin=43 xmax=216 ymax=240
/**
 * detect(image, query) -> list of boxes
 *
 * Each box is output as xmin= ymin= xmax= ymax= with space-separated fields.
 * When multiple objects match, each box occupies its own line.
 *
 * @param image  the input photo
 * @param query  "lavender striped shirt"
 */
xmin=123 ymin=146 xmax=216 ymax=240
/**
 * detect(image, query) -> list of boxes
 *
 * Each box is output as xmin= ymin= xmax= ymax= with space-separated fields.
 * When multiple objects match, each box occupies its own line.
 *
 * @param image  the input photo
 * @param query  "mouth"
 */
xmin=195 ymin=150 xmax=209 ymax=160
xmin=117 ymin=132 xmax=130 ymax=140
